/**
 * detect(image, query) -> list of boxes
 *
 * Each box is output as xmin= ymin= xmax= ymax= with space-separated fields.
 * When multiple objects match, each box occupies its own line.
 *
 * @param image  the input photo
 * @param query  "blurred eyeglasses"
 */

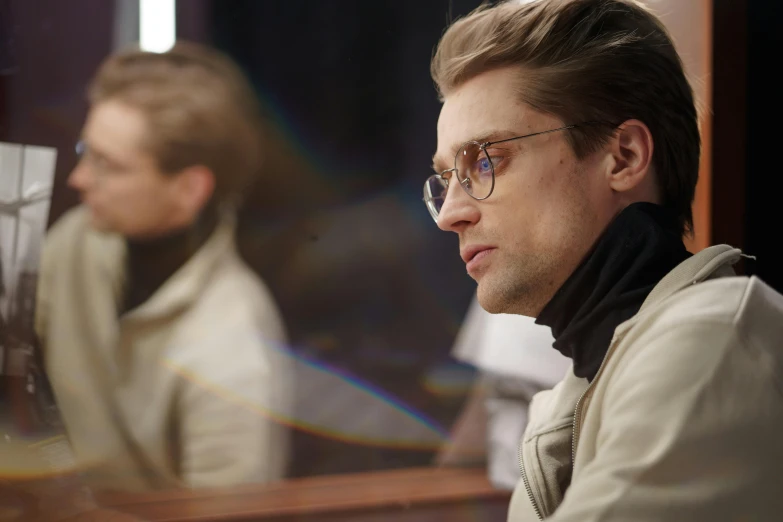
xmin=74 ymin=140 xmax=131 ymax=179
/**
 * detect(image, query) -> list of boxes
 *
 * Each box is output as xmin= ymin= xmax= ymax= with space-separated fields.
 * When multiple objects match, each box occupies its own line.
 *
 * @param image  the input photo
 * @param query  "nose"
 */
xmin=67 ymin=158 xmax=93 ymax=192
xmin=437 ymin=175 xmax=480 ymax=233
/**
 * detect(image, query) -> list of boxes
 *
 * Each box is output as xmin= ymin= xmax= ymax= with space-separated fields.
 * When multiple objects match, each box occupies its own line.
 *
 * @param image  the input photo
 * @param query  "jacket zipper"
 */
xmin=519 ymin=332 xmax=628 ymax=520
xmin=571 ymin=389 xmax=589 ymax=467
xmin=519 ymin=440 xmax=544 ymax=521
xmin=571 ymin=336 xmax=622 ymax=466
xmin=519 ymin=339 xmax=619 ymax=522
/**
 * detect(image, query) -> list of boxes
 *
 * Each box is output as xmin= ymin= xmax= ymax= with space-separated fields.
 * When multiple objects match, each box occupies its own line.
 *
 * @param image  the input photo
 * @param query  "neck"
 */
xmin=122 ymin=209 xmax=219 ymax=313
xmin=536 ymin=202 xmax=691 ymax=381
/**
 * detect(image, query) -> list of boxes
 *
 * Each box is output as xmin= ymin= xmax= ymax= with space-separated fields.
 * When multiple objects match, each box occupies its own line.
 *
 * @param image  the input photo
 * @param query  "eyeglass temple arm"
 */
xmin=483 ymin=124 xmax=579 ymax=148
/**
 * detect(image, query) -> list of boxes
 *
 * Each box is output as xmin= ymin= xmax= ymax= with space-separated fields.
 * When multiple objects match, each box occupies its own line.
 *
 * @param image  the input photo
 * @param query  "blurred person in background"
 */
xmin=425 ymin=0 xmax=783 ymax=520
xmin=438 ymin=294 xmax=569 ymax=491
xmin=33 ymin=42 xmax=291 ymax=492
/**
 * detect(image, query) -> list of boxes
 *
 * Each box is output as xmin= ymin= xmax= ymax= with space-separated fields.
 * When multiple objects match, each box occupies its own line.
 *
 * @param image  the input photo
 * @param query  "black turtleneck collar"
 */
xmin=121 ymin=210 xmax=218 ymax=314
xmin=536 ymin=202 xmax=691 ymax=382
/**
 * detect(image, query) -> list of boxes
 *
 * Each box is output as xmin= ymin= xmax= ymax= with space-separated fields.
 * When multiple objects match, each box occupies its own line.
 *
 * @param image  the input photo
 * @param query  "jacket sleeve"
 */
xmin=176 ymin=329 xmax=290 ymax=488
xmin=545 ymin=321 xmax=783 ymax=522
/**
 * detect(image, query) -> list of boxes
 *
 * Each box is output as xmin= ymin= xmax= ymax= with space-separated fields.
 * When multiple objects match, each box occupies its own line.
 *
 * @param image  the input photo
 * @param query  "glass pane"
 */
xmin=0 ymin=0 xmax=487 ymax=502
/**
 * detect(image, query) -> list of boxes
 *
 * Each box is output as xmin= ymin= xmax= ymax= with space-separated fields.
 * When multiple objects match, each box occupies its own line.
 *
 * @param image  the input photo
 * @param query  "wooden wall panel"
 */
xmin=646 ymin=0 xmax=713 ymax=252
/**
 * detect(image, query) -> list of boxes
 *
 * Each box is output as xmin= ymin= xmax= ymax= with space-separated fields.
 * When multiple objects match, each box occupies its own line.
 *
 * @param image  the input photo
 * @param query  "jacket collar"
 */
xmin=526 ymin=244 xmax=742 ymax=437
xmin=612 ymin=245 xmax=742 ymax=338
xmin=91 ymin=214 xmax=239 ymax=323
xmin=126 ymin=216 xmax=237 ymax=322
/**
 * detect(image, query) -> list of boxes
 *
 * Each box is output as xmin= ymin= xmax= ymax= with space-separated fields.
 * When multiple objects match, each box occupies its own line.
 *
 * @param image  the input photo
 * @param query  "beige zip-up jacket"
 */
xmin=508 ymin=245 xmax=783 ymax=521
xmin=33 ymin=207 xmax=291 ymax=491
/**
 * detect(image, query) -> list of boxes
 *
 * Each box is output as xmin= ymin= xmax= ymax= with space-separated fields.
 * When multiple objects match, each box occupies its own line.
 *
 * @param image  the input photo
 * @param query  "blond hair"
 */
xmin=88 ymin=41 xmax=264 ymax=206
xmin=432 ymin=0 xmax=699 ymax=234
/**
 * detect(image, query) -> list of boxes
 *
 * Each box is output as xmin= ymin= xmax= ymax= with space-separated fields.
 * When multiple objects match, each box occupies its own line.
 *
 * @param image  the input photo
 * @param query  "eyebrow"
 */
xmin=431 ymin=129 xmax=523 ymax=173
xmin=80 ymin=138 xmax=129 ymax=169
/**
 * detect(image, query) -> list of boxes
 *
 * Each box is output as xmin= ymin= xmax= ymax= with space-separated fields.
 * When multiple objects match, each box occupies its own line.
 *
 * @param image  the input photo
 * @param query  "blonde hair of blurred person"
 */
xmin=34 ymin=42 xmax=291 ymax=492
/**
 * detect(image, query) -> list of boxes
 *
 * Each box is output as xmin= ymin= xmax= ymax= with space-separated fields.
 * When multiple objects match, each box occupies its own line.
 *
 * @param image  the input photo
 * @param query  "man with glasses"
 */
xmin=30 ymin=42 xmax=291 ymax=493
xmin=426 ymin=1 xmax=783 ymax=521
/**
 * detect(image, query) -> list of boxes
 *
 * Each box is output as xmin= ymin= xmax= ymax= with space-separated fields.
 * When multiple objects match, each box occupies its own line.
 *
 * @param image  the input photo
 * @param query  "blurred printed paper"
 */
xmin=452 ymin=297 xmax=569 ymax=386
xmin=0 ymin=141 xmax=56 ymax=421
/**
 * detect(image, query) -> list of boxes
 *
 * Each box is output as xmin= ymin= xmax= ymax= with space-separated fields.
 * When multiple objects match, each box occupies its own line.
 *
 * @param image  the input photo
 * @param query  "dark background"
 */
xmin=1 ymin=0 xmax=780 ymax=477
xmin=711 ymin=0 xmax=781 ymax=289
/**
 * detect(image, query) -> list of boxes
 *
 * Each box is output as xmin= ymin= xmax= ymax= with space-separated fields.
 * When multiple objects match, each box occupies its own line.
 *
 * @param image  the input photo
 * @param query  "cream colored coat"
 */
xmin=35 ymin=207 xmax=291 ymax=491
xmin=509 ymin=245 xmax=783 ymax=521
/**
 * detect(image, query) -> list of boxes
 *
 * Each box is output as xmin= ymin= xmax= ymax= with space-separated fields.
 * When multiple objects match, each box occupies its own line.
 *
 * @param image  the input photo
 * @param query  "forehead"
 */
xmin=434 ymin=68 xmax=553 ymax=168
xmin=83 ymin=100 xmax=149 ymax=160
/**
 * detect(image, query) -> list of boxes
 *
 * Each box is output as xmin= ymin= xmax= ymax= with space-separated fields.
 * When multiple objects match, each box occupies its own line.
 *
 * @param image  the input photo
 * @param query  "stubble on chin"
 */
xmin=474 ymin=251 xmax=557 ymax=317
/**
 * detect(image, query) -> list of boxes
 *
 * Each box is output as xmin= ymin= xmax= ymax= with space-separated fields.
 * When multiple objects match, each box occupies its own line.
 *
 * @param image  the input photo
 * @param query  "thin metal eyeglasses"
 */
xmin=423 ymin=122 xmax=608 ymax=222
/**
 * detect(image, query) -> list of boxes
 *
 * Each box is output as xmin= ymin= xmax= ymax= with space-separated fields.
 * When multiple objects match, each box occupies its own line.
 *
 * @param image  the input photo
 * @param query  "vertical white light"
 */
xmin=139 ymin=0 xmax=176 ymax=53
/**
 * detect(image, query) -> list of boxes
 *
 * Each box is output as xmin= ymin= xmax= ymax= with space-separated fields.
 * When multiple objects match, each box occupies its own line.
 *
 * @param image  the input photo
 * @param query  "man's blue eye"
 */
xmin=476 ymin=157 xmax=492 ymax=176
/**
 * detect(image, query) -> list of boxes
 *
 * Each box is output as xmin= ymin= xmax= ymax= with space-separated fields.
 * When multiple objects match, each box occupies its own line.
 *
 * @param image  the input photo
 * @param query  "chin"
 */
xmin=476 ymin=279 xmax=544 ymax=318
xmin=475 ymin=283 xmax=513 ymax=315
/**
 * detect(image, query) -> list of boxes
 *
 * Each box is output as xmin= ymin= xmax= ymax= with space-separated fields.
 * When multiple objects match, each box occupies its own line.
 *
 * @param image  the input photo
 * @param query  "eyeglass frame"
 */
xmin=74 ymin=139 xmax=135 ymax=180
xmin=423 ymin=121 xmax=615 ymax=221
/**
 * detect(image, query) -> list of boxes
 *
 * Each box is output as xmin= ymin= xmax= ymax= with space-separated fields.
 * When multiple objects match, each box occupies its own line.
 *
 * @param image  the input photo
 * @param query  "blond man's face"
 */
xmin=69 ymin=100 xmax=193 ymax=239
xmin=433 ymin=67 xmax=617 ymax=316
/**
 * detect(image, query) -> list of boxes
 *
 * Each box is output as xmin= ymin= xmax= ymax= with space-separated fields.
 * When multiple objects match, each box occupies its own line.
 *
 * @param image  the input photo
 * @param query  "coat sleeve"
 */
xmin=544 ymin=321 xmax=783 ymax=522
xmin=175 ymin=329 xmax=291 ymax=488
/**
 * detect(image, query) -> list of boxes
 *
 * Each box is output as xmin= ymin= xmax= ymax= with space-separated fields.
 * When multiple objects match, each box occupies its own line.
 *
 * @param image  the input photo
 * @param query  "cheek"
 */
xmin=107 ymin=181 xmax=146 ymax=209
xmin=526 ymin=158 xmax=593 ymax=246
xmin=518 ymin=152 xmax=578 ymax=220
xmin=533 ymin=147 xmax=574 ymax=193
xmin=103 ymin=179 xmax=163 ymax=220
xmin=133 ymin=175 xmax=172 ymax=202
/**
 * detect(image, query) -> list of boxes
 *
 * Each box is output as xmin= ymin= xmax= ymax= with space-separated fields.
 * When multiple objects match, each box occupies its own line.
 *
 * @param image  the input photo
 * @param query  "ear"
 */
xmin=606 ymin=119 xmax=655 ymax=196
xmin=173 ymin=165 xmax=216 ymax=216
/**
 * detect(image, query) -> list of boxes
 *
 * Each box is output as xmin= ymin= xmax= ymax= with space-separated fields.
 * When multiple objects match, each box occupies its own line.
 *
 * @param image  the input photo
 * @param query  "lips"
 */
xmin=460 ymin=245 xmax=496 ymax=275
xmin=460 ymin=245 xmax=493 ymax=264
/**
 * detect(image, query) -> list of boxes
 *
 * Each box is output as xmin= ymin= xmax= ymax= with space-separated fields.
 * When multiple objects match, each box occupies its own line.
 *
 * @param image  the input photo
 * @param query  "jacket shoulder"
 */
xmin=46 ymin=206 xmax=90 ymax=242
xmin=204 ymin=257 xmax=284 ymax=332
xmin=170 ymin=255 xmax=287 ymax=360
xmin=654 ymin=275 xmax=751 ymax=323
xmin=612 ymin=275 xmax=783 ymax=401
xmin=732 ymin=276 xmax=783 ymax=351
xmin=42 ymin=206 xmax=98 ymax=261
xmin=648 ymin=275 xmax=783 ymax=350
